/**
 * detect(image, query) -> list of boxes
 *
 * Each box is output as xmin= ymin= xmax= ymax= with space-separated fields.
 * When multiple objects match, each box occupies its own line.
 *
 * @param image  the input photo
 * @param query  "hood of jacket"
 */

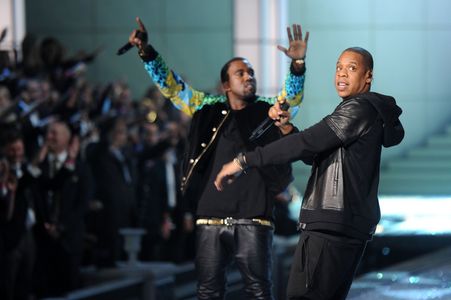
xmin=358 ymin=92 xmax=404 ymax=147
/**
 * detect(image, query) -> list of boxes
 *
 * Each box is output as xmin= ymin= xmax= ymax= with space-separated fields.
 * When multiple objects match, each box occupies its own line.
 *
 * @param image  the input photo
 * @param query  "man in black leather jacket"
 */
xmin=215 ymin=47 xmax=405 ymax=300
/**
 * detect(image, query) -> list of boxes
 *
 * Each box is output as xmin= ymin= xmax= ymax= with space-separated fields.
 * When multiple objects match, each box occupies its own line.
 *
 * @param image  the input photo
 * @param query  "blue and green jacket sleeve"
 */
xmin=143 ymin=52 xmax=305 ymax=117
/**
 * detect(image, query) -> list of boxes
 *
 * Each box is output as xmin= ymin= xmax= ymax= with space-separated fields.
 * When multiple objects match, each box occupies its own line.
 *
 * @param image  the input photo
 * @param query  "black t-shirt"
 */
xmin=196 ymin=111 xmax=271 ymax=219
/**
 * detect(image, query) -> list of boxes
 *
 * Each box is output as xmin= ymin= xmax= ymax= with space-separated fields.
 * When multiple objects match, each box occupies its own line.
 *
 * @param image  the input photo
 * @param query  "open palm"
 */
xmin=277 ymin=24 xmax=309 ymax=60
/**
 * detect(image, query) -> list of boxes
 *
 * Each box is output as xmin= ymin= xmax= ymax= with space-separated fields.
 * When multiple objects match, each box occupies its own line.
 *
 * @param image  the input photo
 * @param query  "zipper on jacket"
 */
xmin=332 ymin=161 xmax=340 ymax=196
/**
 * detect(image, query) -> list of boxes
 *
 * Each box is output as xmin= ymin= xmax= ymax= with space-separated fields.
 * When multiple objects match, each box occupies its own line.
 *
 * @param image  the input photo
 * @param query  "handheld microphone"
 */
xmin=249 ymin=99 xmax=289 ymax=142
xmin=117 ymin=42 xmax=133 ymax=55
xmin=116 ymin=31 xmax=147 ymax=56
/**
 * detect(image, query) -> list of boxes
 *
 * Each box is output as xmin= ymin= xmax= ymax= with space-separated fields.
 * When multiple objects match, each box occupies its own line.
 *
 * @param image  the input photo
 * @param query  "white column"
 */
xmin=233 ymin=0 xmax=288 ymax=96
xmin=0 ymin=0 xmax=26 ymax=54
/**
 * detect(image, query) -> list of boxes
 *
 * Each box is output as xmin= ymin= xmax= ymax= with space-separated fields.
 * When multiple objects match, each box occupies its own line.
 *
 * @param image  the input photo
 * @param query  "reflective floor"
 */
xmin=348 ymin=196 xmax=451 ymax=299
xmin=349 ymin=247 xmax=451 ymax=299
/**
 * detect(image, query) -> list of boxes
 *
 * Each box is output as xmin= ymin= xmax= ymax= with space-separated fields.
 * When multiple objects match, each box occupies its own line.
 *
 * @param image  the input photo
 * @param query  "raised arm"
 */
xmin=128 ymin=17 xmax=224 ymax=117
xmin=279 ymin=24 xmax=309 ymax=108
xmin=258 ymin=24 xmax=309 ymax=110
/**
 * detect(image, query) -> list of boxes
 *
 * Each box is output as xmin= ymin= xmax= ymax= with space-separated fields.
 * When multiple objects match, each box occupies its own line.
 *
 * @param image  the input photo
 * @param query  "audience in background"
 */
xmin=0 ymin=34 xmax=298 ymax=298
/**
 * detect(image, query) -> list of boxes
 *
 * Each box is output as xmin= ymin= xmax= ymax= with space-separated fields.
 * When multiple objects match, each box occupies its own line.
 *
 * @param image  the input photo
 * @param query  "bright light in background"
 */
xmin=0 ymin=0 xmax=25 ymax=52
xmin=377 ymin=196 xmax=451 ymax=235
xmin=233 ymin=0 xmax=288 ymax=96
xmin=289 ymin=196 xmax=451 ymax=236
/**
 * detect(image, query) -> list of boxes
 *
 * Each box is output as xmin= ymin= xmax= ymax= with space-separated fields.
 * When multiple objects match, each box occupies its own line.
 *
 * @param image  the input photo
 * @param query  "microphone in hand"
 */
xmin=117 ymin=43 xmax=133 ymax=55
xmin=249 ymin=99 xmax=289 ymax=142
xmin=116 ymin=30 xmax=147 ymax=56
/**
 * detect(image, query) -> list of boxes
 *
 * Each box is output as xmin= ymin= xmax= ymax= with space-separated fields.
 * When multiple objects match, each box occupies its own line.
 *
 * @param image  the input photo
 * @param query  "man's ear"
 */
xmin=365 ymin=70 xmax=373 ymax=84
xmin=222 ymin=82 xmax=230 ymax=92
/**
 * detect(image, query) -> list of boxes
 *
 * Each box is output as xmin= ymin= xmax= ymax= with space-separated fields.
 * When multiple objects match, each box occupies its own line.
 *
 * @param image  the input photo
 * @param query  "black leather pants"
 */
xmin=195 ymin=224 xmax=274 ymax=300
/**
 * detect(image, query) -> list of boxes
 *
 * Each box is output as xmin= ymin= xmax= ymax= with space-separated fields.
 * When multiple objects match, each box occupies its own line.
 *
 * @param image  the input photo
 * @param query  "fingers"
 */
xmin=269 ymin=102 xmax=290 ymax=122
xmin=136 ymin=17 xmax=147 ymax=32
xmin=278 ymin=111 xmax=290 ymax=120
xmin=129 ymin=29 xmax=138 ymax=44
xmin=214 ymin=162 xmax=242 ymax=191
xmin=292 ymin=24 xmax=299 ymax=40
xmin=268 ymin=106 xmax=279 ymax=120
xmin=131 ymin=31 xmax=144 ymax=48
xmin=286 ymin=26 xmax=294 ymax=42
xmin=273 ymin=111 xmax=289 ymax=123
xmin=214 ymin=172 xmax=234 ymax=191
xmin=274 ymin=111 xmax=290 ymax=128
xmin=214 ymin=172 xmax=224 ymax=191
xmin=291 ymin=24 xmax=303 ymax=40
xmin=290 ymin=24 xmax=308 ymax=42
xmin=277 ymin=45 xmax=288 ymax=54
xmin=270 ymin=100 xmax=290 ymax=119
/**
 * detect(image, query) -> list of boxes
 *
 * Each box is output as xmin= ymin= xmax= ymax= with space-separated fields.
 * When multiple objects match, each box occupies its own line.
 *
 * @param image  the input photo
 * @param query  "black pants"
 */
xmin=287 ymin=230 xmax=367 ymax=300
xmin=0 ymin=230 xmax=35 ymax=300
xmin=33 ymin=236 xmax=81 ymax=298
xmin=195 ymin=224 xmax=274 ymax=300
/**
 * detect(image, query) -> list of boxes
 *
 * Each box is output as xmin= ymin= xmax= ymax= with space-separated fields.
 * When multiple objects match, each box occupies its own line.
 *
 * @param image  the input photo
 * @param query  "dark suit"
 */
xmin=138 ymin=149 xmax=194 ymax=263
xmin=0 ymin=163 xmax=36 ymax=300
xmin=87 ymin=143 xmax=136 ymax=267
xmin=32 ymin=155 xmax=92 ymax=297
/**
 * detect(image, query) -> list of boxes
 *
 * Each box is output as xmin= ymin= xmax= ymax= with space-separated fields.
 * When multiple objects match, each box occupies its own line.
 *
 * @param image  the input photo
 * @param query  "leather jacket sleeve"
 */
xmin=323 ymin=99 xmax=376 ymax=146
xmin=245 ymin=99 xmax=376 ymax=167
xmin=246 ymin=120 xmax=342 ymax=167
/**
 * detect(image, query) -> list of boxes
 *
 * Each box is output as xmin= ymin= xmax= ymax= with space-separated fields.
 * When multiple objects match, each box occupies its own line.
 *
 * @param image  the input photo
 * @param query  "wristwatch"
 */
xmin=295 ymin=58 xmax=305 ymax=65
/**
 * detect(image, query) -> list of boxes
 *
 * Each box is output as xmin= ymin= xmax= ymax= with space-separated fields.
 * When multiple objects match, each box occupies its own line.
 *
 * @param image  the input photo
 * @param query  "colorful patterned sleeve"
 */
xmin=143 ymin=54 xmax=226 ymax=117
xmin=257 ymin=71 xmax=305 ymax=117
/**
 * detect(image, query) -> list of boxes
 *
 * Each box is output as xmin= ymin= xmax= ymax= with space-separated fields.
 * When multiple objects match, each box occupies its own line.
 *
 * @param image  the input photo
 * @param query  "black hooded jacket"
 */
xmin=246 ymin=92 xmax=404 ymax=240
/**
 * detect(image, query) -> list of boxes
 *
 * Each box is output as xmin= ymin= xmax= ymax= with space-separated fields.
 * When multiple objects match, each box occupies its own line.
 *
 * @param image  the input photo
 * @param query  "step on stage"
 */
xmin=349 ymin=196 xmax=451 ymax=299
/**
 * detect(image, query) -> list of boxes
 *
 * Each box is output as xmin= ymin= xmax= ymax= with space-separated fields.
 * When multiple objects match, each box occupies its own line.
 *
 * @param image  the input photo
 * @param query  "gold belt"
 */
xmin=196 ymin=217 xmax=273 ymax=227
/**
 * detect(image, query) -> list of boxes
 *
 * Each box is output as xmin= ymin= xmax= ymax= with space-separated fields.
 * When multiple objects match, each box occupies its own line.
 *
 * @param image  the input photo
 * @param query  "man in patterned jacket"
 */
xmin=128 ymin=17 xmax=309 ymax=299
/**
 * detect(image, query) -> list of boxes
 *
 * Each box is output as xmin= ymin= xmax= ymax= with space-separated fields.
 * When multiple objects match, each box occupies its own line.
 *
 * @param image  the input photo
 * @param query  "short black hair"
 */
xmin=343 ymin=47 xmax=373 ymax=71
xmin=0 ymin=126 xmax=22 ymax=150
xmin=220 ymin=57 xmax=247 ymax=83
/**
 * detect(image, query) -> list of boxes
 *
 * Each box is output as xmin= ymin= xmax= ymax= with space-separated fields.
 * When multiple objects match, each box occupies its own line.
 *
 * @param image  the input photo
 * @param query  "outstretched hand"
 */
xmin=277 ymin=24 xmax=309 ymax=60
xmin=128 ymin=17 xmax=149 ymax=53
xmin=214 ymin=160 xmax=242 ymax=191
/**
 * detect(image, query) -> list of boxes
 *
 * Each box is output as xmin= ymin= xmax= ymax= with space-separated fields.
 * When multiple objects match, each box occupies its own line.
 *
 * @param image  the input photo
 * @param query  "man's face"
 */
xmin=46 ymin=123 xmax=71 ymax=154
xmin=111 ymin=120 xmax=128 ymax=148
xmin=5 ymin=139 xmax=25 ymax=164
xmin=143 ymin=123 xmax=159 ymax=146
xmin=335 ymin=51 xmax=372 ymax=100
xmin=223 ymin=60 xmax=257 ymax=102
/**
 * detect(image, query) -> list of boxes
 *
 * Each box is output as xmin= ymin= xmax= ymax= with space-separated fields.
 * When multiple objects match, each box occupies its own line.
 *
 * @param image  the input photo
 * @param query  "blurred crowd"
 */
xmin=0 ymin=33 xmax=196 ymax=299
xmin=0 ymin=34 xmax=299 ymax=299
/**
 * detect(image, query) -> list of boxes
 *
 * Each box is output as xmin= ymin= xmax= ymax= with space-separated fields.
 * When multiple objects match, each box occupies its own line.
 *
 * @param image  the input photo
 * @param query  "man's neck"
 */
xmin=228 ymin=98 xmax=249 ymax=111
xmin=49 ymin=150 xmax=68 ymax=163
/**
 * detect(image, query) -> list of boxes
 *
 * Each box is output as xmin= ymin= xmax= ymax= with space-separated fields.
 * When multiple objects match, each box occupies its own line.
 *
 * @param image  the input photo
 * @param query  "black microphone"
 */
xmin=117 ymin=42 xmax=133 ymax=55
xmin=249 ymin=100 xmax=290 ymax=142
xmin=116 ymin=31 xmax=147 ymax=56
